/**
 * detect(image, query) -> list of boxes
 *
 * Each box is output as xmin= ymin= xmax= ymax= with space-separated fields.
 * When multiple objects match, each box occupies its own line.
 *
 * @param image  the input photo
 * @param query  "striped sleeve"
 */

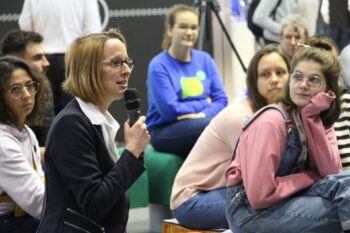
xmin=334 ymin=90 xmax=350 ymax=171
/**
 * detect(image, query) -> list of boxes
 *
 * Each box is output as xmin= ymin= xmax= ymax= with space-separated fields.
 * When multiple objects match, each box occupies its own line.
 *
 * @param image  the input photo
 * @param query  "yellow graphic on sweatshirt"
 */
xmin=180 ymin=71 xmax=206 ymax=99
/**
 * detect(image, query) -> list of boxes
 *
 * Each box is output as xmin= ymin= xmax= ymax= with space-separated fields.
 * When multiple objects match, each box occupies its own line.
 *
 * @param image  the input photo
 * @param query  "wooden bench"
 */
xmin=162 ymin=219 xmax=227 ymax=233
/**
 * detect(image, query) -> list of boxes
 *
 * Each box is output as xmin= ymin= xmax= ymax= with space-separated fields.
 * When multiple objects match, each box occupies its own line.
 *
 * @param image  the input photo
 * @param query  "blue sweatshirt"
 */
xmin=146 ymin=49 xmax=228 ymax=130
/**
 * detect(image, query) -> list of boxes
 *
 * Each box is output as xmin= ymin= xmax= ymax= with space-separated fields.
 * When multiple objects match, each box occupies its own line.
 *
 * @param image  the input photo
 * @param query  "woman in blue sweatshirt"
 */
xmin=146 ymin=4 xmax=228 ymax=157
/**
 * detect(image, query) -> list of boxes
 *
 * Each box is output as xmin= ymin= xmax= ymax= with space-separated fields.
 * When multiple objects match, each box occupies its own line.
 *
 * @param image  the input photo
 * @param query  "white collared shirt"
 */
xmin=76 ymin=97 xmax=120 ymax=162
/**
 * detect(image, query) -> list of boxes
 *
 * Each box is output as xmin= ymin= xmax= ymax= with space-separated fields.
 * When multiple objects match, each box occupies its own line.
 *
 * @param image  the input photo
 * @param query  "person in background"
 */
xmin=296 ymin=0 xmax=320 ymax=36
xmin=1 ymin=30 xmax=54 ymax=153
xmin=18 ymin=0 xmax=102 ymax=115
xmin=304 ymin=34 xmax=339 ymax=57
xmin=335 ymin=42 xmax=350 ymax=171
xmin=279 ymin=14 xmax=309 ymax=61
xmin=146 ymin=4 xmax=228 ymax=157
xmin=171 ymin=44 xmax=290 ymax=230
xmin=320 ymin=0 xmax=350 ymax=52
xmin=36 ymin=28 xmax=149 ymax=233
xmin=253 ymin=0 xmax=299 ymax=43
xmin=0 ymin=56 xmax=45 ymax=232
xmin=225 ymin=44 xmax=347 ymax=233
xmin=340 ymin=43 xmax=350 ymax=89
xmin=1 ymin=30 xmax=49 ymax=74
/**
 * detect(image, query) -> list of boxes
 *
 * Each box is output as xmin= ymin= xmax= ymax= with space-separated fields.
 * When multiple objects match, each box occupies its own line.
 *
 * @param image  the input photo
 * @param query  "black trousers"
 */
xmin=46 ymin=53 xmax=73 ymax=115
xmin=0 ymin=212 xmax=39 ymax=233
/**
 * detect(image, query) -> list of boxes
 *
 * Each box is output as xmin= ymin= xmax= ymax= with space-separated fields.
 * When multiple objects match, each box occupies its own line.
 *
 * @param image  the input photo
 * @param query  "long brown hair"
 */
xmin=246 ymin=44 xmax=290 ymax=112
xmin=282 ymin=46 xmax=341 ymax=128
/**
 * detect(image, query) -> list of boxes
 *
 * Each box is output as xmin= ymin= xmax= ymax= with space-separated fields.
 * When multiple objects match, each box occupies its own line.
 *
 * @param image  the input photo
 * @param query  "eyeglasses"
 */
xmin=174 ymin=24 xmax=199 ymax=32
xmin=290 ymin=72 xmax=323 ymax=88
xmin=101 ymin=57 xmax=134 ymax=71
xmin=5 ymin=81 xmax=40 ymax=99
xmin=283 ymin=35 xmax=303 ymax=41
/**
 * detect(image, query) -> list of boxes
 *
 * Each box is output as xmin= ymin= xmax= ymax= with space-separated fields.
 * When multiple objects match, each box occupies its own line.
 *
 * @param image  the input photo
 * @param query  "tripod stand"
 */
xmin=196 ymin=0 xmax=247 ymax=73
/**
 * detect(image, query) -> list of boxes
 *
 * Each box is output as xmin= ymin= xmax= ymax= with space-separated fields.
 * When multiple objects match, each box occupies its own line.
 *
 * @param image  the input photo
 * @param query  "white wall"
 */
xmin=211 ymin=0 xmax=256 ymax=103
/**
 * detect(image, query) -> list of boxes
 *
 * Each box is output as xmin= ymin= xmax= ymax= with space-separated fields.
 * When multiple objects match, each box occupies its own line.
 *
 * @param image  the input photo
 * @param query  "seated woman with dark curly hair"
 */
xmin=0 ymin=56 xmax=46 ymax=233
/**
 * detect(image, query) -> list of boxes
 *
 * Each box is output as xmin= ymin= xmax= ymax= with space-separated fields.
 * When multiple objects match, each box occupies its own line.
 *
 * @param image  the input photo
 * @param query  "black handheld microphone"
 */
xmin=124 ymin=88 xmax=140 ymax=127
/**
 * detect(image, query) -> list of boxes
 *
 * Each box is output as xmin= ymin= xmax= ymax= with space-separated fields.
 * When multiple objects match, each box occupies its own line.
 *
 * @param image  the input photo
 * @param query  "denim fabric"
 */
xmin=173 ymin=187 xmax=229 ymax=229
xmin=0 ymin=213 xmax=39 ymax=233
xmin=150 ymin=117 xmax=212 ymax=157
xmin=275 ymin=128 xmax=301 ymax=176
xmin=225 ymin=128 xmax=349 ymax=233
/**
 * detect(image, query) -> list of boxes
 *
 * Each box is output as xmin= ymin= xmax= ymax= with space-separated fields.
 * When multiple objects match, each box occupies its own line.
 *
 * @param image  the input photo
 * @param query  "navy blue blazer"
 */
xmin=37 ymin=99 xmax=145 ymax=233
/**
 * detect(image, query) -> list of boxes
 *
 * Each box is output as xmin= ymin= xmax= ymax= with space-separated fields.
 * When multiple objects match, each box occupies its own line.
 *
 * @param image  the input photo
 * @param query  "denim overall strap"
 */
xmin=230 ymin=104 xmax=291 ymax=162
xmin=242 ymin=104 xmax=290 ymax=129
xmin=291 ymin=110 xmax=308 ymax=171
xmin=275 ymin=127 xmax=302 ymax=176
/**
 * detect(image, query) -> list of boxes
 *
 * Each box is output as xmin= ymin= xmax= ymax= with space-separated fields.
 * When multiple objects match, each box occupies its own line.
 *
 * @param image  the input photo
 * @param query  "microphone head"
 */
xmin=124 ymin=88 xmax=140 ymax=110
xmin=124 ymin=88 xmax=138 ymax=101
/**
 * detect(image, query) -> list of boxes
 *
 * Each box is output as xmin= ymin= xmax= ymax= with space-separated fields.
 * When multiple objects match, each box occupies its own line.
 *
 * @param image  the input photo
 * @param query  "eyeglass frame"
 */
xmin=101 ymin=57 xmax=134 ymax=71
xmin=4 ymin=80 xmax=40 ymax=99
xmin=173 ymin=23 xmax=199 ymax=32
xmin=283 ymin=34 xmax=304 ymax=41
xmin=290 ymin=72 xmax=324 ymax=88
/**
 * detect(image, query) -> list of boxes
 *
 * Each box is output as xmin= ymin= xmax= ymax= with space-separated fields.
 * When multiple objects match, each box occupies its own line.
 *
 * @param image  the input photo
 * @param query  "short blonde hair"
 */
xmin=63 ymin=28 xmax=126 ymax=106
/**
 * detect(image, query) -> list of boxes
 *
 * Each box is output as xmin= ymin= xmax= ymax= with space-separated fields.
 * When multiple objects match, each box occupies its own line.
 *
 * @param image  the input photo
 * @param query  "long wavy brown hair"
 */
xmin=246 ymin=44 xmax=290 ymax=112
xmin=0 ymin=56 xmax=46 ymax=126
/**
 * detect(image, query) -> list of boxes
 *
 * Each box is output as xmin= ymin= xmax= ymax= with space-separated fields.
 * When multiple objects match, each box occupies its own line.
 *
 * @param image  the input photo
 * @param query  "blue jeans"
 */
xmin=150 ymin=117 xmax=212 ymax=157
xmin=173 ymin=188 xmax=229 ymax=230
xmin=0 ymin=213 xmax=39 ymax=233
xmin=226 ymin=173 xmax=350 ymax=233
xmin=226 ymin=127 xmax=350 ymax=233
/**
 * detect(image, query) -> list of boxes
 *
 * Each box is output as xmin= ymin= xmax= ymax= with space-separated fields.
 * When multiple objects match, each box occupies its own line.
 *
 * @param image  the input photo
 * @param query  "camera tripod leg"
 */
xmin=196 ymin=0 xmax=247 ymax=73
xmin=210 ymin=4 xmax=247 ymax=73
xmin=197 ymin=0 xmax=207 ymax=51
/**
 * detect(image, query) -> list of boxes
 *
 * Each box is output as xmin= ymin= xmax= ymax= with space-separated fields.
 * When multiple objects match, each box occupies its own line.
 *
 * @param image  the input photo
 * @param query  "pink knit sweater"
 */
xmin=171 ymin=98 xmax=253 ymax=210
xmin=225 ymin=92 xmax=341 ymax=209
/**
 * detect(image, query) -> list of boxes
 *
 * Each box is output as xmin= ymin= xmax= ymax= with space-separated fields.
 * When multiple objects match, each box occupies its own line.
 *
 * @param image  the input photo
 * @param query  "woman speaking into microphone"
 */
xmin=37 ymin=28 xmax=150 ymax=233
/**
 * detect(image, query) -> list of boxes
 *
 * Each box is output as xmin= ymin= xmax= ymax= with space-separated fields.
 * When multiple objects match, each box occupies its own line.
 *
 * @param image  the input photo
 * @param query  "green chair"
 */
xmin=119 ymin=145 xmax=185 ymax=232
xmin=144 ymin=145 xmax=185 ymax=206
xmin=144 ymin=145 xmax=185 ymax=232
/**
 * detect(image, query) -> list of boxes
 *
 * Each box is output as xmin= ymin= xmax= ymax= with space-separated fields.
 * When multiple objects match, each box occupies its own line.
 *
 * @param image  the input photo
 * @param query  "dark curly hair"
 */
xmin=0 ymin=56 xmax=45 ymax=126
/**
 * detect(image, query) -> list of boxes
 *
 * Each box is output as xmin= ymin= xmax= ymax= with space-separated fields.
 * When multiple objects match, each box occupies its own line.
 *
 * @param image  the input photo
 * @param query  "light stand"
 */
xmin=196 ymin=0 xmax=247 ymax=73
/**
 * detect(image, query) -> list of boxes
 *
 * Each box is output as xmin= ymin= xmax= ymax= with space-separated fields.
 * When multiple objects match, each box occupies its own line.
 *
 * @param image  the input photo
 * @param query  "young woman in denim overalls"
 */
xmin=225 ymin=44 xmax=350 ymax=233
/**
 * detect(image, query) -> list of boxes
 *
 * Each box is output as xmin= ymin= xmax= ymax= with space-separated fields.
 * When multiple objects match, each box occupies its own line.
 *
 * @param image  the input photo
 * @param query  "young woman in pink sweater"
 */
xmin=225 ymin=45 xmax=346 ymax=233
